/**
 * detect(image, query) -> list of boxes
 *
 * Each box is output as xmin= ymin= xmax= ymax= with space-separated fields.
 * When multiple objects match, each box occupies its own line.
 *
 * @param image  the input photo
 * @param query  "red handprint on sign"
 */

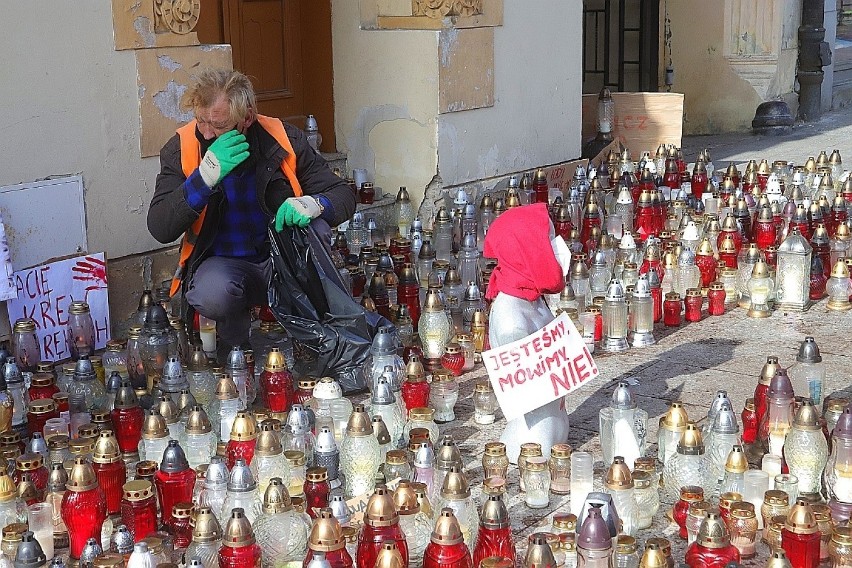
xmin=72 ymin=256 xmax=108 ymax=301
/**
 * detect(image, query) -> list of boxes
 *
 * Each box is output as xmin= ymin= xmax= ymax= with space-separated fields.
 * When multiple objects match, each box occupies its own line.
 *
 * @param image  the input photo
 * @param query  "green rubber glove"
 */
xmin=198 ymin=130 xmax=250 ymax=187
xmin=275 ymin=196 xmax=323 ymax=230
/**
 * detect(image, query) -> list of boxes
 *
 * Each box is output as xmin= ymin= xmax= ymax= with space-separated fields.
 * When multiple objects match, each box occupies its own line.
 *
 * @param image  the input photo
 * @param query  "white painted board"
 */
xmin=0 ymin=176 xmax=87 ymax=270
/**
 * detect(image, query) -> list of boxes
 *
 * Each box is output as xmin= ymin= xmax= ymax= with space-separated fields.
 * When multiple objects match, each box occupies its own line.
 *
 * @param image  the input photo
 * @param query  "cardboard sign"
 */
xmin=581 ymin=92 xmax=685 ymax=156
xmin=483 ymin=313 xmax=599 ymax=422
xmin=7 ymin=253 xmax=110 ymax=362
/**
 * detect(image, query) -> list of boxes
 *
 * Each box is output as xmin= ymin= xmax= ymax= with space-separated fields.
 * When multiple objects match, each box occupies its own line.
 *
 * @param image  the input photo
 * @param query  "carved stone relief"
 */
xmin=412 ymin=0 xmax=483 ymax=19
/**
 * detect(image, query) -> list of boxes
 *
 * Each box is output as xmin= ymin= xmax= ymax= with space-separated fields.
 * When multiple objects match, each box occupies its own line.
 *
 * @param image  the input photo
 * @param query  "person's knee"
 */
xmin=185 ymin=268 xmax=249 ymax=321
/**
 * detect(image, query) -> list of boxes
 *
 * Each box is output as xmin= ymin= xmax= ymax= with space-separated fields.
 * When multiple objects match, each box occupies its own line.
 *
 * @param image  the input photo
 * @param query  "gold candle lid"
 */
xmin=786 ymin=499 xmax=819 ymax=534
xmin=66 ymin=457 xmax=99 ymax=492
xmin=262 ymin=478 xmax=293 ymax=514
xmin=725 ymin=445 xmax=748 ymax=473
xmin=91 ymin=431 xmax=121 ymax=464
xmin=122 ymin=479 xmax=154 ymax=501
xmin=484 ymin=441 xmax=506 ymax=457
xmin=605 ymin=456 xmax=633 ymax=490
xmin=308 ymin=509 xmax=345 ymax=552
xmin=431 ymin=508 xmax=464 ymax=545
xmin=373 ymin=541 xmax=405 ymax=568
xmin=365 ymin=485 xmax=399 ymax=527
xmin=229 ymin=411 xmax=258 ymax=442
xmin=639 ymin=542 xmax=668 ymax=568
xmin=550 ymin=443 xmax=572 ymax=459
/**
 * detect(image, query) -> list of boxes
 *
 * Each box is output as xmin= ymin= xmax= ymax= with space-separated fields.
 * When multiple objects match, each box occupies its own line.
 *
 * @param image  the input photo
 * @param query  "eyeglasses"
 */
xmin=196 ymin=116 xmax=238 ymax=131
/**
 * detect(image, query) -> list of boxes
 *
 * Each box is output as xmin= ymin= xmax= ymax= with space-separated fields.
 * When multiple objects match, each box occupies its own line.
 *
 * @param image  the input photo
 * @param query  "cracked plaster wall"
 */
xmin=436 ymin=0 xmax=582 ymax=188
xmin=331 ymin=0 xmax=440 ymax=209
xmin=0 ymin=1 xmax=163 ymax=261
xmin=668 ymin=0 xmax=802 ymax=135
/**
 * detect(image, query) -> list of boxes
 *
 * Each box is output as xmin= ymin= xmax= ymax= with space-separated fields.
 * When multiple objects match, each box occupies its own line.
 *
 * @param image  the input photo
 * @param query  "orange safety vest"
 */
xmin=170 ymin=115 xmax=303 ymax=296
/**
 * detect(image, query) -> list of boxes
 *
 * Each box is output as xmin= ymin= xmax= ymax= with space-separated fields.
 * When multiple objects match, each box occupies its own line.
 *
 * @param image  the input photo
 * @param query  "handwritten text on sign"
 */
xmin=483 ymin=313 xmax=598 ymax=422
xmin=7 ymin=253 xmax=110 ymax=362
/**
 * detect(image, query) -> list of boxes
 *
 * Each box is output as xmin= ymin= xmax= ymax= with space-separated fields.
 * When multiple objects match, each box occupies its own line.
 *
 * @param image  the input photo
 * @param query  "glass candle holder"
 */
xmin=761 ymin=490 xmax=790 ymax=541
xmin=663 ymin=292 xmax=682 ymax=327
xmin=27 ymin=502 xmax=54 ymax=561
xmin=830 ymin=526 xmax=852 ymax=566
xmin=472 ymin=382 xmax=498 ymax=425
xmin=684 ymin=288 xmax=703 ymax=322
xmin=632 ymin=471 xmax=659 ymax=530
xmin=729 ymin=502 xmax=758 ymax=559
xmin=482 ymin=442 xmax=509 ymax=482
xmin=523 ymin=457 xmax=551 ymax=509
xmin=570 ymin=452 xmax=593 ymax=518
xmin=384 ymin=450 xmax=411 ymax=484
xmin=707 ymin=282 xmax=726 ymax=315
xmin=429 ymin=372 xmax=458 ymax=424
xmin=548 ymin=444 xmax=572 ymax=495
xmin=774 ymin=474 xmax=799 ymax=507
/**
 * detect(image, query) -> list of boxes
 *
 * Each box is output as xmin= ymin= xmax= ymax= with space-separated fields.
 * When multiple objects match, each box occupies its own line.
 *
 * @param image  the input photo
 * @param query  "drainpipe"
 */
xmin=797 ymin=0 xmax=832 ymax=121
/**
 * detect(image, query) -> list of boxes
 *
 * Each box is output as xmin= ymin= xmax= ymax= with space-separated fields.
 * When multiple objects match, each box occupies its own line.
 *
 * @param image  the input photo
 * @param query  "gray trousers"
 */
xmin=185 ymin=255 xmax=272 ymax=355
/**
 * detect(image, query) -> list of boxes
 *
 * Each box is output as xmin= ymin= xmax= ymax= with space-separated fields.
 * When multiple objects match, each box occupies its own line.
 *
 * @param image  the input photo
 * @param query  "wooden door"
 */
xmin=198 ymin=0 xmax=336 ymax=151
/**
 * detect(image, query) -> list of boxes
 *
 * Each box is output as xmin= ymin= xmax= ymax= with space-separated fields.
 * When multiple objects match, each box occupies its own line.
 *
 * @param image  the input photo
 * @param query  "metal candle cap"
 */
xmin=227 ymin=459 xmax=257 ymax=492
xmin=346 ymin=404 xmax=373 ymax=437
xmin=204 ymin=456 xmax=229 ymax=488
xmin=796 ymin=337 xmax=822 ymax=364
xmin=479 ymin=493 xmax=509 ymax=529
xmin=725 ymin=445 xmax=748 ymax=473
xmin=793 ymin=399 xmax=822 ymax=430
xmin=157 ymin=395 xmax=180 ymax=425
xmin=365 ymin=486 xmax=399 ymax=526
xmin=113 ymin=378 xmax=140 ymax=409
xmin=677 ymin=423 xmax=705 ymax=455
xmin=66 ymin=457 xmax=99 ymax=492
xmin=392 ymin=481 xmax=420 ymax=515
xmin=760 ymin=356 xmax=780 ymax=386
xmin=525 ymin=533 xmax=557 ymax=567
xmin=638 ymin=543 xmax=667 ymax=568
xmin=372 ymin=326 xmax=397 ymax=356
xmin=315 ymin=427 xmax=337 ymax=454
xmin=611 ymin=381 xmax=637 ymax=410
xmin=262 ymin=478 xmax=292 ymax=514
xmin=160 ymin=440 xmax=189 ymax=473
xmin=711 ymin=403 xmax=739 ymax=435
xmin=110 ymin=525 xmax=134 ymax=555
xmin=435 ymin=436 xmax=462 ymax=471
xmin=229 ymin=411 xmax=258 ymax=442
xmin=577 ymin=507 xmax=612 ymax=551
xmin=605 ymin=457 xmax=634 ymax=490
xmin=659 ymin=401 xmax=689 ymax=432
xmin=222 ymin=508 xmax=255 ymax=547
xmin=786 ymin=499 xmax=819 ymax=534
xmin=441 ymin=466 xmax=470 ymax=499
xmin=431 ymin=508 xmax=464 ymax=545
xmin=308 ymin=509 xmax=345 ymax=552
xmin=92 ymin=431 xmax=121 ymax=463
xmin=47 ymin=463 xmax=67 ymax=493
xmin=835 ymin=408 xmax=852 ymax=440
xmin=696 ymin=511 xmax=730 ymax=549
xmin=766 ymin=550 xmax=793 ymax=568
xmin=372 ymin=416 xmax=391 ymax=446
xmin=255 ymin=425 xmax=283 ymax=456
xmin=769 ymin=369 xmax=794 ymax=399
xmin=14 ymin=531 xmax=46 ymax=568
xmin=193 ymin=506 xmax=223 ymax=543
xmin=185 ymin=406 xmax=212 ymax=435
xmin=373 ymin=541 xmax=405 ymax=568
xmin=214 ymin=375 xmax=239 ymax=401
xmin=371 ymin=378 xmax=395 ymax=406
xmin=605 ymin=279 xmax=625 ymax=301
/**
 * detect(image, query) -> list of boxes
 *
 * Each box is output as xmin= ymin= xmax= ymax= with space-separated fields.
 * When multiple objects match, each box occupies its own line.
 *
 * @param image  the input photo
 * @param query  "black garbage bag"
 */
xmin=267 ymin=222 xmax=391 ymax=394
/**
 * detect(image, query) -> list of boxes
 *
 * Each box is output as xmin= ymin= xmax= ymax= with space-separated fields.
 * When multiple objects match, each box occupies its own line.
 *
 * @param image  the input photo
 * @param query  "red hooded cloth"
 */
xmin=483 ymin=203 xmax=565 ymax=302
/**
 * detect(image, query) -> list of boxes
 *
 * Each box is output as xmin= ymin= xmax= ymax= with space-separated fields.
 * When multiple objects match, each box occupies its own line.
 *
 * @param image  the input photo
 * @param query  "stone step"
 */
xmin=321 ymin=151 xmax=347 ymax=175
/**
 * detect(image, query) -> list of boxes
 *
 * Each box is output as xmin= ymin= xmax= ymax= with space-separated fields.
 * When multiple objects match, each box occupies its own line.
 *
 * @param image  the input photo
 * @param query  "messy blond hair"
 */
xmin=185 ymin=69 xmax=257 ymax=123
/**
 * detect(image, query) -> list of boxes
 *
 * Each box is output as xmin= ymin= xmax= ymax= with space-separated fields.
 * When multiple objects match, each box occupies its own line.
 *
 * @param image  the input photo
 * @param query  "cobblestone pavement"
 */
xmin=412 ymin=295 xmax=852 ymax=566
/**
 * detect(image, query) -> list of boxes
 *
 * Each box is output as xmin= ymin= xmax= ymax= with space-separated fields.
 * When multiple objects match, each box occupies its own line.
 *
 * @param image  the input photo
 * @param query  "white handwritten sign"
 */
xmin=483 ymin=313 xmax=599 ymax=422
xmin=7 ymin=253 xmax=110 ymax=362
